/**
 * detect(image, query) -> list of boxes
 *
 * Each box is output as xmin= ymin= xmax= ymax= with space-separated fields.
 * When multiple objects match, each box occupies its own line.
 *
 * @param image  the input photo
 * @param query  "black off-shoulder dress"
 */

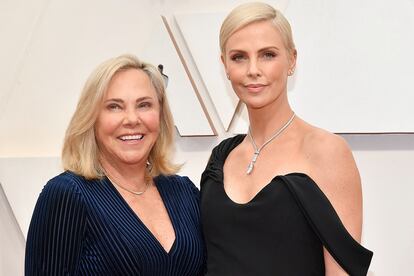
xmin=201 ymin=135 xmax=373 ymax=276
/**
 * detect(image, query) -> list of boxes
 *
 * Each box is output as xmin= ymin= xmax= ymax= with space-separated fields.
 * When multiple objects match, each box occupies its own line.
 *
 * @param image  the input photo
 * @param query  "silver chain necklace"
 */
xmin=246 ymin=113 xmax=296 ymax=175
xmin=106 ymin=175 xmax=150 ymax=196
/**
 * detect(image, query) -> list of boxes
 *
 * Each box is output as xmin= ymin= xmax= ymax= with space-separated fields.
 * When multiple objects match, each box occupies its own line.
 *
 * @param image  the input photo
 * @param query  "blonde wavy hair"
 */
xmin=62 ymin=54 xmax=179 ymax=179
xmin=219 ymin=2 xmax=296 ymax=55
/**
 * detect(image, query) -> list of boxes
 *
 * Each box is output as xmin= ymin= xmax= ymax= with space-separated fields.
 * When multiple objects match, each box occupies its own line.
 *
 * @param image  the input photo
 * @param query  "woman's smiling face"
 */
xmin=95 ymin=68 xmax=160 ymax=168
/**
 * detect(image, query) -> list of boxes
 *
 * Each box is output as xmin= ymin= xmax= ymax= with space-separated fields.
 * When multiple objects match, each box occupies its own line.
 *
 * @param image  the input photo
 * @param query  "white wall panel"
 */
xmin=175 ymin=12 xmax=243 ymax=131
xmin=141 ymin=17 xmax=215 ymax=136
xmin=0 ymin=183 xmax=25 ymax=276
xmin=0 ymin=157 xmax=61 ymax=238
xmin=285 ymin=0 xmax=414 ymax=132
xmin=345 ymin=134 xmax=414 ymax=275
xmin=0 ymin=0 xmax=49 ymax=118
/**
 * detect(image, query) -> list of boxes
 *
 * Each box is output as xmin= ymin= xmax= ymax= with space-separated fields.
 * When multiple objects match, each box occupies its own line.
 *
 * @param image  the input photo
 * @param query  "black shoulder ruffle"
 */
xmin=278 ymin=173 xmax=373 ymax=276
xmin=200 ymin=135 xmax=245 ymax=187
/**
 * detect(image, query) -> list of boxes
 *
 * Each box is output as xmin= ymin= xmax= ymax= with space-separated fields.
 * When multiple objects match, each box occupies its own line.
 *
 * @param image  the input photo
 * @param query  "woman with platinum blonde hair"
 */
xmin=25 ymin=54 xmax=205 ymax=275
xmin=201 ymin=2 xmax=373 ymax=275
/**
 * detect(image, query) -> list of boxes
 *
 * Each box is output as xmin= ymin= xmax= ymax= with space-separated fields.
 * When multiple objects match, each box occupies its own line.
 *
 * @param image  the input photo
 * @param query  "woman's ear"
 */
xmin=221 ymin=54 xmax=230 ymax=80
xmin=221 ymin=54 xmax=226 ymax=68
xmin=289 ymin=49 xmax=297 ymax=72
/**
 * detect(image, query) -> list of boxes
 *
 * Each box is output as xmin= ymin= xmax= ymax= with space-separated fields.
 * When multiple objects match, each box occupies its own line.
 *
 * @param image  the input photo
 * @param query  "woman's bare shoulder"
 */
xmin=298 ymin=120 xmax=353 ymax=167
xmin=299 ymin=120 xmax=362 ymax=239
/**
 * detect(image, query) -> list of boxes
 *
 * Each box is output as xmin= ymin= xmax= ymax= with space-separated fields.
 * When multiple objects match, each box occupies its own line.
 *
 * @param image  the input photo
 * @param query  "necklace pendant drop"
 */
xmin=246 ymin=113 xmax=296 ymax=175
xmin=246 ymin=161 xmax=254 ymax=175
xmin=246 ymin=151 xmax=259 ymax=175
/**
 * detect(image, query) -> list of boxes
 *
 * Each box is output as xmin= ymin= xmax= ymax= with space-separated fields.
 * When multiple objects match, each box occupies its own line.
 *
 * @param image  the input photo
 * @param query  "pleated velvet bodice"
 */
xmin=25 ymin=171 xmax=205 ymax=275
xmin=201 ymin=134 xmax=373 ymax=276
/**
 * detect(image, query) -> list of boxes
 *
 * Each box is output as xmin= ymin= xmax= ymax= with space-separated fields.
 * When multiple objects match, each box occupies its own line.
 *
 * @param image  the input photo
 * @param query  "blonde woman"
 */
xmin=201 ymin=2 xmax=372 ymax=275
xmin=25 ymin=55 xmax=205 ymax=275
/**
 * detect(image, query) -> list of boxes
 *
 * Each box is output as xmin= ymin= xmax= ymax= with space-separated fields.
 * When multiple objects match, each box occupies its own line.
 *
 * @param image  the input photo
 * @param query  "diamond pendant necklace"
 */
xmin=246 ymin=113 xmax=296 ymax=175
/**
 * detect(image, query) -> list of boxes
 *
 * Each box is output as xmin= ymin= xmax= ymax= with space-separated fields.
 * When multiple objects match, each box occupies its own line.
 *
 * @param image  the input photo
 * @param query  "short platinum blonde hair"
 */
xmin=62 ymin=54 xmax=179 ymax=179
xmin=220 ymin=2 xmax=296 ymax=55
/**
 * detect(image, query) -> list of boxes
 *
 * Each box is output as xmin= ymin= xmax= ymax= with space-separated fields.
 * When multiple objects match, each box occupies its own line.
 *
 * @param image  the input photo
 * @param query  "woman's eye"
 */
xmin=138 ymin=102 xmax=152 ymax=109
xmin=263 ymin=52 xmax=276 ymax=59
xmin=107 ymin=103 xmax=121 ymax=110
xmin=230 ymin=54 xmax=245 ymax=62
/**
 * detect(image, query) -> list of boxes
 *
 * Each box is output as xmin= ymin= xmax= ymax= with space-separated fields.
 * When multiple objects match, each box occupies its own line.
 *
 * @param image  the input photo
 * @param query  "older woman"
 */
xmin=201 ymin=2 xmax=373 ymax=276
xmin=25 ymin=55 xmax=204 ymax=275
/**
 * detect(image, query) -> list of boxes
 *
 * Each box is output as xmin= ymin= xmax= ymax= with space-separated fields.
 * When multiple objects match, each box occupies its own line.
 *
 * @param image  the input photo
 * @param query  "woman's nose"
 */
xmin=247 ymin=59 xmax=261 ymax=78
xmin=123 ymin=109 xmax=141 ymax=126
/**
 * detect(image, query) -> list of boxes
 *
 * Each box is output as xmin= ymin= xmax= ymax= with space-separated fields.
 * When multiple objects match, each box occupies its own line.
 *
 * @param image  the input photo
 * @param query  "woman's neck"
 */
xmin=247 ymin=101 xmax=294 ymax=146
xmin=100 ymin=156 xmax=147 ymax=190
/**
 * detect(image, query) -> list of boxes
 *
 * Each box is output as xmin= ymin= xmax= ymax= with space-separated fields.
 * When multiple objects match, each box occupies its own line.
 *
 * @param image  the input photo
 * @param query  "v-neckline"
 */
xmin=219 ymin=134 xmax=308 ymax=205
xmin=105 ymin=176 xmax=178 ymax=255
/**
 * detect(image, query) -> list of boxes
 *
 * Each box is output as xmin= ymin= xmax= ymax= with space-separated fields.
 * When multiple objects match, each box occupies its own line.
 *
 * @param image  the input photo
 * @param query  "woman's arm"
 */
xmin=307 ymin=133 xmax=363 ymax=276
xmin=25 ymin=174 xmax=87 ymax=275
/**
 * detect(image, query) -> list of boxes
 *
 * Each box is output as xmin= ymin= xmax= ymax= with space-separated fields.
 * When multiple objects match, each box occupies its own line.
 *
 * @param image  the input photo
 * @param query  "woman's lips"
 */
xmin=119 ymin=134 xmax=144 ymax=141
xmin=118 ymin=134 xmax=144 ymax=145
xmin=245 ymin=83 xmax=266 ymax=93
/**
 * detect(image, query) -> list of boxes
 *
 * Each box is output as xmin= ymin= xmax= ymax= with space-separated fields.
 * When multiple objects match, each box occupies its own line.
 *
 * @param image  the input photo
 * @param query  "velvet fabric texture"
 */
xmin=25 ymin=172 xmax=205 ymax=275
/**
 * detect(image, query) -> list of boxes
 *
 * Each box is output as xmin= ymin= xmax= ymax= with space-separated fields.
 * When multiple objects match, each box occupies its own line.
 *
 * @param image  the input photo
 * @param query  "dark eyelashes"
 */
xmin=230 ymin=54 xmax=244 ymax=61
xmin=264 ymin=52 xmax=276 ymax=58
xmin=138 ymin=102 xmax=152 ymax=108
xmin=107 ymin=103 xmax=121 ymax=109
xmin=105 ymin=102 xmax=152 ymax=110
xmin=229 ymin=52 xmax=277 ymax=61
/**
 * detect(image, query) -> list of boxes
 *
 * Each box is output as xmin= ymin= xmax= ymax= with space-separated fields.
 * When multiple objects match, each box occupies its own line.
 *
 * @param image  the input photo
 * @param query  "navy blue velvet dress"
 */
xmin=25 ymin=171 xmax=205 ymax=275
